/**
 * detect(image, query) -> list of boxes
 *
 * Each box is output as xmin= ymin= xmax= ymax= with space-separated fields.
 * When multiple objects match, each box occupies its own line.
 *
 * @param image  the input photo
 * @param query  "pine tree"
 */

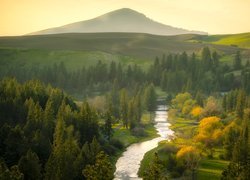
xmin=82 ymin=151 xmax=114 ymax=180
xmin=201 ymin=47 xmax=212 ymax=70
xmin=144 ymin=84 xmax=157 ymax=112
xmin=119 ymin=89 xmax=128 ymax=128
xmin=143 ymin=153 xmax=165 ymax=180
xmin=233 ymin=51 xmax=242 ymax=70
xmin=43 ymin=98 xmax=55 ymax=140
xmin=236 ymin=90 xmax=246 ymax=119
xmin=18 ymin=150 xmax=42 ymax=180
xmin=103 ymin=111 xmax=113 ymax=141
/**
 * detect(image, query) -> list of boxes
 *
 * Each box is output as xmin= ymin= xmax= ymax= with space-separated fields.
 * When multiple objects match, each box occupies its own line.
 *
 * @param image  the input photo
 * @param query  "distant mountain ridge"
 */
xmin=29 ymin=8 xmax=207 ymax=36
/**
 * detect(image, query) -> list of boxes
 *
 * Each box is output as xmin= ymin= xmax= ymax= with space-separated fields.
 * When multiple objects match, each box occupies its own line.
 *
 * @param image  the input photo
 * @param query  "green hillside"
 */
xmin=0 ymin=33 xmax=240 ymax=60
xmin=0 ymin=48 xmax=146 ymax=72
xmin=1 ymin=32 xmax=249 ymax=72
xmin=193 ymin=32 xmax=250 ymax=49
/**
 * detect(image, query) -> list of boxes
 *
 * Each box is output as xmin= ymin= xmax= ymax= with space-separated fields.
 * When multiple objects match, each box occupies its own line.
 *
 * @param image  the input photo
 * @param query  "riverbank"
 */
xmin=138 ymin=116 xmax=228 ymax=179
xmin=138 ymin=94 xmax=229 ymax=179
xmin=109 ymin=112 xmax=159 ymax=173
xmin=114 ymin=105 xmax=172 ymax=179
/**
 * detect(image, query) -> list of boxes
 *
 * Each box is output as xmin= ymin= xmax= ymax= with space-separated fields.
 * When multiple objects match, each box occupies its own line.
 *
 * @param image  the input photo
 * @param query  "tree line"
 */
xmin=1 ymin=48 xmax=250 ymax=97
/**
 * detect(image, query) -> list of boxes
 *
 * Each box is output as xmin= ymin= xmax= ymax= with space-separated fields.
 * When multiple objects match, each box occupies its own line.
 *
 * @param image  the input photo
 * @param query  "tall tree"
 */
xmin=144 ymin=84 xmax=157 ymax=112
xmin=233 ymin=51 xmax=242 ymax=70
xmin=83 ymin=151 xmax=114 ymax=180
xmin=103 ymin=111 xmax=113 ymax=141
xmin=18 ymin=150 xmax=42 ymax=180
xmin=143 ymin=153 xmax=165 ymax=180
xmin=119 ymin=89 xmax=128 ymax=128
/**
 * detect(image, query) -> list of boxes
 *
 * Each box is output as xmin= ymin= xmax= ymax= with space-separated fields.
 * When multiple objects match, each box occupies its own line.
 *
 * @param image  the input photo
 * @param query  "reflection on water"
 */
xmin=114 ymin=105 xmax=174 ymax=180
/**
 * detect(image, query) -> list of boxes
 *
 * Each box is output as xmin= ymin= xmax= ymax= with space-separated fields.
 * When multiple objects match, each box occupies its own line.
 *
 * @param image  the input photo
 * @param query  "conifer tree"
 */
xmin=143 ymin=153 xmax=165 ymax=180
xmin=119 ymin=89 xmax=128 ymax=128
xmin=83 ymin=151 xmax=114 ymax=180
xmin=18 ymin=150 xmax=42 ymax=180
xmin=233 ymin=51 xmax=242 ymax=70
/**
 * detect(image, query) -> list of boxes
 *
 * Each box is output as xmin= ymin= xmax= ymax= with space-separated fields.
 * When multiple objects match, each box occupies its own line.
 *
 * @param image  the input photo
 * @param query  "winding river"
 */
xmin=114 ymin=105 xmax=174 ymax=180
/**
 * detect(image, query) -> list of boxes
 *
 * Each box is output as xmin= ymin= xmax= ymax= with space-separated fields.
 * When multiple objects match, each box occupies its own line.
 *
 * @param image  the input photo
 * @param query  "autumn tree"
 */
xmin=176 ymin=146 xmax=200 ymax=179
xmin=202 ymin=96 xmax=222 ymax=117
xmin=195 ymin=116 xmax=223 ymax=157
xmin=190 ymin=106 xmax=203 ymax=119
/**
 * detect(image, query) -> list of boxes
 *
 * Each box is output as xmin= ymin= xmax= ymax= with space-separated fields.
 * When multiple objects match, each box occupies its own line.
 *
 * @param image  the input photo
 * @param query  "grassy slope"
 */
xmin=0 ymin=33 xmax=240 ymax=60
xmin=193 ymin=33 xmax=250 ymax=49
xmin=0 ymin=33 xmax=247 ymax=72
xmin=113 ymin=112 xmax=158 ymax=147
xmin=0 ymin=48 xmax=149 ymax=72
xmin=197 ymin=157 xmax=228 ymax=180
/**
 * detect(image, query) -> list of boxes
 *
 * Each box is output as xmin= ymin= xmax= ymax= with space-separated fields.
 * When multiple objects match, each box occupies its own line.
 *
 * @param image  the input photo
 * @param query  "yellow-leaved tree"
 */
xmin=190 ymin=106 xmax=203 ymax=118
xmin=176 ymin=145 xmax=200 ymax=179
xmin=195 ymin=116 xmax=223 ymax=157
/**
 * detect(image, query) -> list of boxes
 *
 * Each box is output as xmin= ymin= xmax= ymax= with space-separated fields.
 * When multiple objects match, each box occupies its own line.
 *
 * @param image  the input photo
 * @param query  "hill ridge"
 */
xmin=29 ymin=8 xmax=207 ymax=36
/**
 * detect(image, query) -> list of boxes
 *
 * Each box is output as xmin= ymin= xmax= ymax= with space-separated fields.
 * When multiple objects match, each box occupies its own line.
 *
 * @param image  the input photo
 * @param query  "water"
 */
xmin=114 ymin=105 xmax=174 ymax=180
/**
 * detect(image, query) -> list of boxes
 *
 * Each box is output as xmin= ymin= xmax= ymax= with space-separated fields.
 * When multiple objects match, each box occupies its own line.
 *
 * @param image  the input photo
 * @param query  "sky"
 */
xmin=1 ymin=0 xmax=250 ymax=36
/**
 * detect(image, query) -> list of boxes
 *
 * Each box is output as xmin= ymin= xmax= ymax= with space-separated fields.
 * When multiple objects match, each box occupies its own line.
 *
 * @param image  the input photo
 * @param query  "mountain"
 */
xmin=29 ymin=8 xmax=207 ymax=35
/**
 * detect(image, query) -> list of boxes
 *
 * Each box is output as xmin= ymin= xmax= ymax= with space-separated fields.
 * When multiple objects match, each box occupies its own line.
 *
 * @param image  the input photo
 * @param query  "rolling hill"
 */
xmin=192 ymin=33 xmax=250 ymax=49
xmin=29 ymin=8 xmax=206 ymax=36
xmin=0 ymin=33 xmax=241 ymax=60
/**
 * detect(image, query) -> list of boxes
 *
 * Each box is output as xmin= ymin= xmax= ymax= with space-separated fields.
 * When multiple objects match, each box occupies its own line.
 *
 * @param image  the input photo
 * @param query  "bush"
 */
xmin=110 ymin=138 xmax=124 ymax=150
xmin=102 ymin=144 xmax=117 ymax=155
xmin=158 ymin=143 xmax=178 ymax=154
xmin=131 ymin=127 xmax=146 ymax=137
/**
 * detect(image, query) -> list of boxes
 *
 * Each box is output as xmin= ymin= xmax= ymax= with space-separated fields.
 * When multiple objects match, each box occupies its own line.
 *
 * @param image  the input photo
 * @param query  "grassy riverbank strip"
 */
xmin=110 ymin=112 xmax=159 ymax=167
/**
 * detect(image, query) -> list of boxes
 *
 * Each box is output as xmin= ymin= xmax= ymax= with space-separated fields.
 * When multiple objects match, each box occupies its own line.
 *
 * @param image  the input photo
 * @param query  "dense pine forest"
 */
xmin=0 ymin=47 xmax=250 ymax=179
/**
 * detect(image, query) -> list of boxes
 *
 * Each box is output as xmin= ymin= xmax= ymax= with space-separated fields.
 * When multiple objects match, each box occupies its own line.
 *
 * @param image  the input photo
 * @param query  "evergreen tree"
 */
xmin=18 ymin=150 xmax=42 ymax=180
xmin=201 ymin=47 xmax=212 ymax=70
xmin=43 ymin=98 xmax=55 ymax=140
xmin=119 ymin=89 xmax=128 ymax=128
xmin=144 ymin=84 xmax=157 ymax=112
xmin=234 ymin=51 xmax=242 ymax=70
xmin=82 ymin=151 xmax=114 ymax=180
xmin=143 ymin=153 xmax=166 ymax=180
xmin=103 ymin=111 xmax=113 ymax=141
xmin=236 ymin=90 xmax=246 ymax=119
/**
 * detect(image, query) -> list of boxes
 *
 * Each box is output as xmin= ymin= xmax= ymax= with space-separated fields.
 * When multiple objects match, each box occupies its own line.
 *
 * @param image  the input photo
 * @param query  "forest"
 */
xmin=0 ymin=47 xmax=249 ymax=179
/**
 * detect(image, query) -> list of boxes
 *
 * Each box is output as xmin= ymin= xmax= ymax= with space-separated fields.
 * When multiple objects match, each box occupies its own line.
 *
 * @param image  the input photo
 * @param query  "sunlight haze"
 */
xmin=0 ymin=0 xmax=250 ymax=36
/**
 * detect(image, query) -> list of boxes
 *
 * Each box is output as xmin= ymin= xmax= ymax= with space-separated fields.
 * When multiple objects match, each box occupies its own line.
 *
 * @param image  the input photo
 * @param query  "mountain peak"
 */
xmin=29 ymin=8 xmax=207 ymax=35
xmin=97 ymin=8 xmax=146 ymax=21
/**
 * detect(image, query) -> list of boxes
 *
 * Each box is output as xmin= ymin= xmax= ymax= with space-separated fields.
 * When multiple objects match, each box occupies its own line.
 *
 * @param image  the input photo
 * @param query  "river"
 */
xmin=114 ymin=105 xmax=174 ymax=180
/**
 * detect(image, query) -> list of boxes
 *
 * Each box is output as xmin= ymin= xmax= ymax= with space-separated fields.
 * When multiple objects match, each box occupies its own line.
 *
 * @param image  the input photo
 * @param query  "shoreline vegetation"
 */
xmin=139 ymin=90 xmax=250 ymax=179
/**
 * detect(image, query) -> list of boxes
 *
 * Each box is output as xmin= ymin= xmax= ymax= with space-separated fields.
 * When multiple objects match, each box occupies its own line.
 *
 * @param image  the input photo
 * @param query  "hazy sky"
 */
xmin=1 ymin=0 xmax=250 ymax=36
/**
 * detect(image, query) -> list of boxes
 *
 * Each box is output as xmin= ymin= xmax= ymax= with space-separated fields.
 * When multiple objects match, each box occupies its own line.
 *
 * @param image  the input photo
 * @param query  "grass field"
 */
xmin=0 ymin=33 xmax=241 ymax=60
xmin=113 ymin=112 xmax=158 ymax=147
xmin=197 ymin=158 xmax=229 ymax=180
xmin=193 ymin=32 xmax=250 ymax=49
xmin=0 ymin=32 xmax=247 ymax=73
xmin=0 ymin=48 xmax=149 ymax=72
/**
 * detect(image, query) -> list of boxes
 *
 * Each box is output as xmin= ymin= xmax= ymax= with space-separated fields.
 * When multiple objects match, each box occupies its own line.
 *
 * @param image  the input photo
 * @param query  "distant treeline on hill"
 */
xmin=1 ymin=47 xmax=250 ymax=96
